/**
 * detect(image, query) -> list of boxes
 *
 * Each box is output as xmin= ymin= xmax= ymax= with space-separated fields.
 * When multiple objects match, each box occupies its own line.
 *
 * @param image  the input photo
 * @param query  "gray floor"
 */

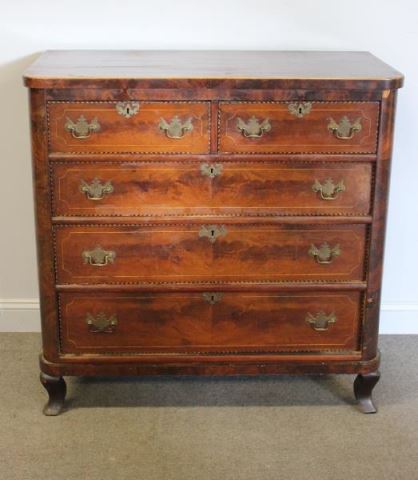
xmin=0 ymin=334 xmax=417 ymax=480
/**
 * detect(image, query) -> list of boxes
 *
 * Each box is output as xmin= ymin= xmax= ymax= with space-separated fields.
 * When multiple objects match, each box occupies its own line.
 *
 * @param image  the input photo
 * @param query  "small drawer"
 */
xmin=218 ymin=101 xmax=379 ymax=154
xmin=47 ymin=101 xmax=210 ymax=154
xmin=54 ymin=224 xmax=367 ymax=285
xmin=51 ymin=161 xmax=373 ymax=218
xmin=58 ymin=290 xmax=362 ymax=354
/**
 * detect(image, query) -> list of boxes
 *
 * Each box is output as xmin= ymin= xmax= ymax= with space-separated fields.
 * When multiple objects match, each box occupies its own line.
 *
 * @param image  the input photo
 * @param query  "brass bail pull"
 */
xmin=86 ymin=313 xmax=118 ymax=333
xmin=308 ymin=242 xmax=341 ymax=264
xmin=159 ymin=116 xmax=193 ymax=139
xmin=65 ymin=115 xmax=101 ymax=139
xmin=82 ymin=246 xmax=116 ymax=266
xmin=312 ymin=179 xmax=345 ymax=201
xmin=236 ymin=116 xmax=271 ymax=138
xmin=80 ymin=178 xmax=114 ymax=200
xmin=328 ymin=116 xmax=362 ymax=140
xmin=306 ymin=311 xmax=336 ymax=331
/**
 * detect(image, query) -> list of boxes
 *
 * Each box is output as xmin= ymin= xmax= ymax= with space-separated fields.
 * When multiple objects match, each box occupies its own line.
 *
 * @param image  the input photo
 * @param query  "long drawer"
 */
xmin=59 ymin=290 xmax=362 ymax=354
xmin=47 ymin=101 xmax=210 ymax=154
xmin=218 ymin=101 xmax=379 ymax=154
xmin=51 ymin=161 xmax=373 ymax=218
xmin=54 ymin=224 xmax=367 ymax=284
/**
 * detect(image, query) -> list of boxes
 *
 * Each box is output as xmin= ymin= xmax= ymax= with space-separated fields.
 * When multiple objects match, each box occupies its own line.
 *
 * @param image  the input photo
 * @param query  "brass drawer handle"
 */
xmin=312 ymin=178 xmax=345 ymax=201
xmin=309 ymin=242 xmax=341 ymax=264
xmin=200 ymin=163 xmax=223 ymax=179
xmin=82 ymin=246 xmax=116 ymax=266
xmin=199 ymin=225 xmax=227 ymax=243
xmin=80 ymin=178 xmax=114 ymax=200
xmin=202 ymin=292 xmax=223 ymax=304
xmin=328 ymin=116 xmax=362 ymax=140
xmin=306 ymin=311 xmax=336 ymax=331
xmin=237 ymin=116 xmax=271 ymax=138
xmin=65 ymin=115 xmax=101 ymax=139
xmin=115 ymin=101 xmax=140 ymax=118
xmin=159 ymin=116 xmax=193 ymax=139
xmin=288 ymin=102 xmax=312 ymax=118
xmin=86 ymin=313 xmax=118 ymax=333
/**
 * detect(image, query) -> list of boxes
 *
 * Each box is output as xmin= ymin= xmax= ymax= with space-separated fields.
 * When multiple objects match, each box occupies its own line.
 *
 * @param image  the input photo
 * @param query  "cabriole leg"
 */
xmin=354 ymin=371 xmax=380 ymax=414
xmin=40 ymin=372 xmax=67 ymax=416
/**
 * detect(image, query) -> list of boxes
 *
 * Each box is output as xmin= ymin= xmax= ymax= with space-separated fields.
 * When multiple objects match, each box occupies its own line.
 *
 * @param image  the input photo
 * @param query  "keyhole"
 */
xmin=210 ymin=294 xmax=215 ymax=303
xmin=210 ymin=167 xmax=214 ymax=175
xmin=126 ymin=107 xmax=130 ymax=115
xmin=211 ymin=229 xmax=215 ymax=238
xmin=298 ymin=106 xmax=303 ymax=115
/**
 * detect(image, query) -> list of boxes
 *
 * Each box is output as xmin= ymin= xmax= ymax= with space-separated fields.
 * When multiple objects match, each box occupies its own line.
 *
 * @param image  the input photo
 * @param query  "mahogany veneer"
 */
xmin=48 ymin=101 xmax=210 ymax=154
xmin=51 ymin=161 xmax=373 ymax=217
xmin=24 ymin=50 xmax=403 ymax=415
xmin=218 ymin=101 xmax=379 ymax=154
xmin=59 ymin=291 xmax=362 ymax=354
xmin=54 ymin=224 xmax=367 ymax=284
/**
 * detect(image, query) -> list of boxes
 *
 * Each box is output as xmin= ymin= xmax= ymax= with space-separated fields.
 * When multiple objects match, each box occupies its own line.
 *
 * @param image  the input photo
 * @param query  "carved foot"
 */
xmin=354 ymin=371 xmax=380 ymax=414
xmin=40 ymin=372 xmax=67 ymax=416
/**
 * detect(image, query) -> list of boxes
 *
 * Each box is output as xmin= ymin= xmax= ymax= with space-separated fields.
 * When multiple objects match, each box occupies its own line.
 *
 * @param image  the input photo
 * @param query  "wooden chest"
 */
xmin=24 ymin=51 xmax=403 ymax=415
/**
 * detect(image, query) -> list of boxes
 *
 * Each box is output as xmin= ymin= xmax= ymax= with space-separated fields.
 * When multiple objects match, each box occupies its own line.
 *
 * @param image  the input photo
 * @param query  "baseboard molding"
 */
xmin=0 ymin=299 xmax=41 ymax=332
xmin=0 ymin=298 xmax=417 ymax=334
xmin=379 ymin=303 xmax=418 ymax=334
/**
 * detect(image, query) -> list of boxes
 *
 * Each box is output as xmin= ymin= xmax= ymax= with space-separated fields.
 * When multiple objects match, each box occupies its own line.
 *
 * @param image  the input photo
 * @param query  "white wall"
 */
xmin=0 ymin=0 xmax=417 ymax=333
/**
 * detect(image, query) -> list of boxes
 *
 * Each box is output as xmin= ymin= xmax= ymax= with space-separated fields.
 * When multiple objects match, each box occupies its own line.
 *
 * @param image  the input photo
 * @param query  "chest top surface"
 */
xmin=23 ymin=50 xmax=403 ymax=90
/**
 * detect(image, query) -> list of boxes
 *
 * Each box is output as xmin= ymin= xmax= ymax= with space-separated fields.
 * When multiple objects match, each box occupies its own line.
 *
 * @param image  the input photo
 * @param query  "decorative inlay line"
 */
xmin=57 ymin=276 xmax=364 ymax=284
xmin=53 ymin=213 xmax=372 ymax=218
xmin=46 ymin=100 xmax=211 ymax=155
xmin=217 ymin=101 xmax=380 ymax=155
xmin=52 ymin=222 xmax=369 ymax=229
xmin=48 ymin=159 xmax=374 ymax=218
xmin=57 ymin=291 xmax=364 ymax=356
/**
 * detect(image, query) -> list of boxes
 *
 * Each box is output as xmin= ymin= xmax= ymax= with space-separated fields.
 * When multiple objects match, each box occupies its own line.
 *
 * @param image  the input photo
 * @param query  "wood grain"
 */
xmin=23 ymin=50 xmax=403 ymax=90
xmin=363 ymin=90 xmax=398 ymax=360
xmin=51 ymin=161 xmax=373 ymax=218
xmin=29 ymin=90 xmax=61 ymax=362
xmin=219 ymin=102 xmax=379 ymax=154
xmin=48 ymin=101 xmax=210 ymax=154
xmin=54 ymin=224 xmax=368 ymax=284
xmin=59 ymin=290 xmax=362 ymax=354
xmin=23 ymin=51 xmax=402 ymax=413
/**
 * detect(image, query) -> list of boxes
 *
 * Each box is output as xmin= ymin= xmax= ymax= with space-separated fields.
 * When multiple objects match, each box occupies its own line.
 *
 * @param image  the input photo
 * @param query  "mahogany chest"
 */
xmin=23 ymin=51 xmax=403 ymax=414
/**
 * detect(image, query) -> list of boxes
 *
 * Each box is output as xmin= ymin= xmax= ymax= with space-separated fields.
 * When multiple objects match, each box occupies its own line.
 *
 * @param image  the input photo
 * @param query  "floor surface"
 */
xmin=0 ymin=334 xmax=417 ymax=480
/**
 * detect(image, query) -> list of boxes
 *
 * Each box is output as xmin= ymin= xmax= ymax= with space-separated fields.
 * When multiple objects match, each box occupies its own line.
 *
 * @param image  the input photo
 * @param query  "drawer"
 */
xmin=47 ymin=101 xmax=210 ymax=154
xmin=54 ymin=224 xmax=367 ymax=284
xmin=51 ymin=161 xmax=373 ymax=217
xmin=58 ymin=290 xmax=362 ymax=354
xmin=218 ymin=102 xmax=379 ymax=154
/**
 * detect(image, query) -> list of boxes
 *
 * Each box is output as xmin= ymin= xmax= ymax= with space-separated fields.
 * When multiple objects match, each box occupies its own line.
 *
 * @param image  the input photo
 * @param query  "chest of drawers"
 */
xmin=24 ymin=51 xmax=403 ymax=415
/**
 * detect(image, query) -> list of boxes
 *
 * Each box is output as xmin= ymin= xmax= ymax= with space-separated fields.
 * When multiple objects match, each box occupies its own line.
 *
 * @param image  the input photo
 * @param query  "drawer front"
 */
xmin=54 ymin=224 xmax=367 ymax=284
xmin=51 ymin=161 xmax=372 ymax=217
xmin=59 ymin=291 xmax=362 ymax=354
xmin=48 ymin=101 xmax=210 ymax=154
xmin=218 ymin=102 xmax=379 ymax=154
